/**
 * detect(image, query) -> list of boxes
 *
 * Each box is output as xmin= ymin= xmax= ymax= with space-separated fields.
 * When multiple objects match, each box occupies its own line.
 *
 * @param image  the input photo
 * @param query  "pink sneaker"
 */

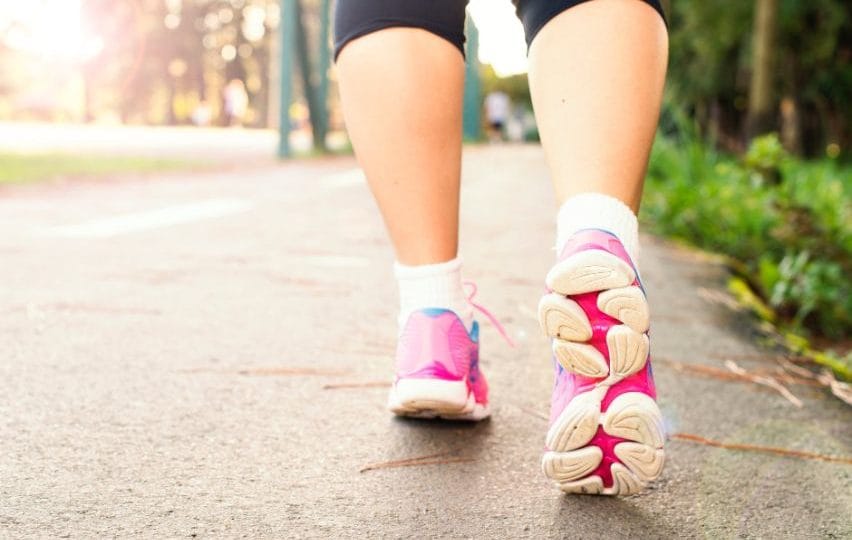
xmin=538 ymin=229 xmax=665 ymax=495
xmin=388 ymin=283 xmax=512 ymax=421
xmin=387 ymin=308 xmax=490 ymax=420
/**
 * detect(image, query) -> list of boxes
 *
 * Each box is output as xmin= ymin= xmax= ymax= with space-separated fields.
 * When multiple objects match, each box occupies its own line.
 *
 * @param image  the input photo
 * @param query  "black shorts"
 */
xmin=334 ymin=0 xmax=666 ymax=61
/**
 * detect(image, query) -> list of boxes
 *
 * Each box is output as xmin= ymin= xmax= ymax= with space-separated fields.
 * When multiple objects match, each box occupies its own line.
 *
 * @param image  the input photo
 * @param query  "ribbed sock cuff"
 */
xmin=394 ymin=257 xmax=473 ymax=331
xmin=556 ymin=193 xmax=640 ymax=267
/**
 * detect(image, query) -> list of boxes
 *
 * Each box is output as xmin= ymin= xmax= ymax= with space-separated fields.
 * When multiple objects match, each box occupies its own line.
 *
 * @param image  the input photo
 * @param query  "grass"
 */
xmin=641 ymin=124 xmax=851 ymax=380
xmin=0 ymin=152 xmax=198 ymax=185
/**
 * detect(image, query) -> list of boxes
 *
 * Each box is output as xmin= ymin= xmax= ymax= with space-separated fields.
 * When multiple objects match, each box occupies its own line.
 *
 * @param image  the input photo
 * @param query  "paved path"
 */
xmin=1 ymin=145 xmax=849 ymax=538
xmin=0 ymin=122 xmax=336 ymax=161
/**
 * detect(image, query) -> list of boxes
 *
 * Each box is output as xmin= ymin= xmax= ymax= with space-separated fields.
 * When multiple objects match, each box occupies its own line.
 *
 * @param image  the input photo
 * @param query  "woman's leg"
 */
xmin=335 ymin=2 xmax=491 ymax=420
xmin=526 ymin=0 xmax=668 ymax=213
xmin=336 ymin=28 xmax=465 ymax=267
xmin=518 ymin=0 xmax=669 ymax=495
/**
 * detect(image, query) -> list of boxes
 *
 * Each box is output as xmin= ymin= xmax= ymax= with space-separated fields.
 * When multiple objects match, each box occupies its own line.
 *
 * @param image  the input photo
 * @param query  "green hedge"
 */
xmin=642 ymin=132 xmax=851 ymax=345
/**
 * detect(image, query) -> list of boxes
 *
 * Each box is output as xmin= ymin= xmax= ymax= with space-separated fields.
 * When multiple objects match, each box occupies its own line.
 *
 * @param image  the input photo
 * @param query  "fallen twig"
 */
xmin=657 ymin=357 xmax=821 ymax=388
xmin=180 ymin=366 xmax=351 ymax=376
xmin=237 ymin=367 xmax=350 ymax=377
xmin=323 ymin=381 xmax=391 ymax=390
xmin=768 ymin=357 xmax=849 ymax=404
xmin=776 ymin=357 xmax=817 ymax=378
xmin=671 ymin=432 xmax=852 ymax=465
xmin=816 ymin=369 xmax=852 ymax=406
xmin=724 ymin=360 xmax=803 ymax=407
xmin=655 ymin=357 xmax=805 ymax=406
xmin=361 ymin=451 xmax=451 ymax=469
xmin=771 ymin=369 xmax=825 ymax=388
xmin=710 ymin=353 xmax=800 ymax=360
xmin=359 ymin=451 xmax=474 ymax=473
xmin=515 ymin=404 xmax=548 ymax=422
xmin=658 ymin=357 xmax=764 ymax=383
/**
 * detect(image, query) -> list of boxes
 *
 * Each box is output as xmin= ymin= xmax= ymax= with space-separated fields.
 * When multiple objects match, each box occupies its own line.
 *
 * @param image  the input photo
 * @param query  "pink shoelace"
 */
xmin=463 ymin=281 xmax=516 ymax=348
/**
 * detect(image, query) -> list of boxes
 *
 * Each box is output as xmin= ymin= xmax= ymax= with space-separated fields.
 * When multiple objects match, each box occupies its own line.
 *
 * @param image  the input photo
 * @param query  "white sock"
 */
xmin=556 ymin=193 xmax=640 ymax=267
xmin=394 ymin=257 xmax=473 ymax=332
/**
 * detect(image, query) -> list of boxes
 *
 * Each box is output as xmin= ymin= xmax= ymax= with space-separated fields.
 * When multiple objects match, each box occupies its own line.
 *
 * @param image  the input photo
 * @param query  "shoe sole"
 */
xmin=538 ymin=250 xmax=664 ymax=496
xmin=388 ymin=378 xmax=490 ymax=421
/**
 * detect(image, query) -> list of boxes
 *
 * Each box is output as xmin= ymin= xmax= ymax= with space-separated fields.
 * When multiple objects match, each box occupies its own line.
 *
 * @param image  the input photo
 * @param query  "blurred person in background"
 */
xmin=191 ymin=100 xmax=213 ymax=127
xmin=504 ymin=104 xmax=526 ymax=143
xmin=484 ymin=89 xmax=510 ymax=142
xmin=334 ymin=0 xmax=667 ymax=498
xmin=223 ymin=79 xmax=248 ymax=127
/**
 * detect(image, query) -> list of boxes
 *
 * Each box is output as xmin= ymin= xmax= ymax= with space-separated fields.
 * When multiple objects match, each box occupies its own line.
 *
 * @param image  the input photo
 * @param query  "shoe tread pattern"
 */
xmin=540 ymin=250 xmax=664 ymax=496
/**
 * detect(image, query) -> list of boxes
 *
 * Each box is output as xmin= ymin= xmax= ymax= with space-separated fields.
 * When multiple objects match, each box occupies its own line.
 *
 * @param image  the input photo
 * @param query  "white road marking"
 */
xmin=41 ymin=198 xmax=253 ymax=238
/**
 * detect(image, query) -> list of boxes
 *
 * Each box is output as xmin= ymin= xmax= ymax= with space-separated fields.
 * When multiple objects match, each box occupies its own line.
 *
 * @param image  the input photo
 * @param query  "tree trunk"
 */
xmin=780 ymin=96 xmax=801 ymax=154
xmin=294 ymin=0 xmax=327 ymax=151
xmin=745 ymin=0 xmax=778 ymax=141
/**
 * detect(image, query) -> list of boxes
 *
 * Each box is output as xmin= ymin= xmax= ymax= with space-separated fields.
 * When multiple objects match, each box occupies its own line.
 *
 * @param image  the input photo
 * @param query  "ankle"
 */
xmin=556 ymin=193 xmax=640 ymax=268
xmin=394 ymin=257 xmax=473 ymax=332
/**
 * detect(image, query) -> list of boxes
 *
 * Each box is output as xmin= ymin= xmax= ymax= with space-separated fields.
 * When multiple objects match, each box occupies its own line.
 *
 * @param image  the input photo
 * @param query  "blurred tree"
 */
xmin=79 ymin=0 xmax=282 ymax=127
xmin=776 ymin=0 xmax=850 ymax=157
xmin=666 ymin=1 xmax=753 ymax=150
xmin=4 ymin=0 xmax=846 ymax=157
xmin=294 ymin=0 xmax=325 ymax=150
xmin=746 ymin=0 xmax=778 ymax=141
xmin=667 ymin=0 xmax=851 ymax=157
xmin=80 ymin=0 xmax=146 ymax=122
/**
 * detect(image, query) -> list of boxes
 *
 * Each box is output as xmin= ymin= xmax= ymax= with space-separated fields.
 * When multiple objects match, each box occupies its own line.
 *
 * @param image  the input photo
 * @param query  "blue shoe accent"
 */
xmin=421 ymin=307 xmax=452 ymax=318
xmin=469 ymin=320 xmax=480 ymax=343
xmin=414 ymin=308 xmax=478 ymax=341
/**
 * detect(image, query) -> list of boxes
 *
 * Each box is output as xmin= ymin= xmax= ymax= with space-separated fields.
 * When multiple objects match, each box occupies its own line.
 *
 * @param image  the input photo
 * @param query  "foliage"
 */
xmin=666 ymin=0 xmax=852 ymax=157
xmin=642 ymin=123 xmax=851 ymax=345
xmin=0 ymin=0 xmax=282 ymax=126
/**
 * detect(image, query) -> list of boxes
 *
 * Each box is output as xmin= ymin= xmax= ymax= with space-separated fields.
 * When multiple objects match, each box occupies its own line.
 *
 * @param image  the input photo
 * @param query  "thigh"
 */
xmin=334 ymin=0 xmax=470 ymax=60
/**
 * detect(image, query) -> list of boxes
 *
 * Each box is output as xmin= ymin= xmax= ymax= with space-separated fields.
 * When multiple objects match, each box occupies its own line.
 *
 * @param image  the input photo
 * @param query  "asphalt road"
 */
xmin=1 ymin=145 xmax=850 ymax=538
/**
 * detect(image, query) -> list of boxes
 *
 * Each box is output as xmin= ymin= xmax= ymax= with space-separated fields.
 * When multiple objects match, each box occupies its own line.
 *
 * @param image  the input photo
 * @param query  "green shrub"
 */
xmin=643 ymin=131 xmax=852 ymax=344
